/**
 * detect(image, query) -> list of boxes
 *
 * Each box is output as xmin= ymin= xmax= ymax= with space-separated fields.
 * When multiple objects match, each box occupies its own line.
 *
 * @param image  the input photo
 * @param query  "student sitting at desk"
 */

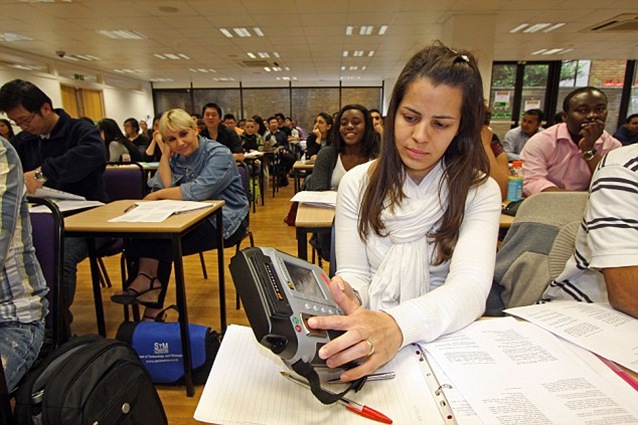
xmin=304 ymin=112 xmax=333 ymax=161
xmin=98 ymin=118 xmax=143 ymax=163
xmin=111 ymin=108 xmax=249 ymax=320
xmin=543 ymin=143 xmax=638 ymax=318
xmin=306 ymin=104 xmax=380 ymax=260
xmin=308 ymin=43 xmax=501 ymax=381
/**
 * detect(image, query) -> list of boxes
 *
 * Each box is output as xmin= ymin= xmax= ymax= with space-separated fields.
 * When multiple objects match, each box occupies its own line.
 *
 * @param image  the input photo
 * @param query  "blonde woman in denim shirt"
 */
xmin=111 ymin=108 xmax=248 ymax=320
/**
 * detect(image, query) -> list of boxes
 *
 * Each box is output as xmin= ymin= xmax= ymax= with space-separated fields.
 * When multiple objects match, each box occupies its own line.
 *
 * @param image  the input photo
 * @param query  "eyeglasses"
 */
xmin=10 ymin=112 xmax=37 ymax=128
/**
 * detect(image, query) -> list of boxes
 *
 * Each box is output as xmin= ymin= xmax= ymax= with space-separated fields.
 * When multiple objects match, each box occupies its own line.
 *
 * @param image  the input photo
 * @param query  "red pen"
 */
xmin=280 ymin=371 xmax=393 ymax=424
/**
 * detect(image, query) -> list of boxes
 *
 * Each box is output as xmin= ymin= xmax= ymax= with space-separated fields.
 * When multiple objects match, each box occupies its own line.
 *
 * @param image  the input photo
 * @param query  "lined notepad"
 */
xmin=194 ymin=325 xmax=451 ymax=425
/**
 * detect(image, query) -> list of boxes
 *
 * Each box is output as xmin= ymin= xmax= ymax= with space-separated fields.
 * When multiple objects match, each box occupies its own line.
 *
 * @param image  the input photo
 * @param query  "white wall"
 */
xmin=0 ymin=65 xmax=154 ymax=131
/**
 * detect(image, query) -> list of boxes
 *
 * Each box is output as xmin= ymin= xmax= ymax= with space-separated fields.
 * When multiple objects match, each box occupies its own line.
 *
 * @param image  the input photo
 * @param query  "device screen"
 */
xmin=283 ymin=261 xmax=326 ymax=301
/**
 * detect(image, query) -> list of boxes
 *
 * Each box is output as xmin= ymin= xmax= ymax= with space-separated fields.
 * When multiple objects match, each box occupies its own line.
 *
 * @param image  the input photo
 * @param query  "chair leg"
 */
xmin=97 ymin=257 xmax=112 ymax=288
xmin=199 ymin=252 xmax=208 ymax=279
xmin=120 ymin=253 xmax=129 ymax=322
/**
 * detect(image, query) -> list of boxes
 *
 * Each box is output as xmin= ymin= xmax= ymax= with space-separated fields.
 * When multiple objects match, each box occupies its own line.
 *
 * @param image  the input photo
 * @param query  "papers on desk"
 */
xmin=29 ymin=200 xmax=104 ymax=213
xmin=505 ymin=301 xmax=638 ymax=373
xmin=31 ymin=186 xmax=86 ymax=201
xmin=424 ymin=317 xmax=638 ymax=425
xmin=196 ymin=322 xmax=638 ymax=425
xmin=194 ymin=325 xmax=467 ymax=425
xmin=244 ymin=150 xmax=264 ymax=159
xmin=290 ymin=190 xmax=337 ymax=208
xmin=108 ymin=200 xmax=216 ymax=222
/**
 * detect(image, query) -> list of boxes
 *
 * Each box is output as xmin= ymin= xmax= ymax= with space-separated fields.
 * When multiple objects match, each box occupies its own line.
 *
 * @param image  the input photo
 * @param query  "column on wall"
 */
xmin=441 ymin=14 xmax=496 ymax=99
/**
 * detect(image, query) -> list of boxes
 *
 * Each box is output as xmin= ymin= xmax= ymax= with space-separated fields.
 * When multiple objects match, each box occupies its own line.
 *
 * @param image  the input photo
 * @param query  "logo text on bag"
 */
xmin=154 ymin=342 xmax=169 ymax=354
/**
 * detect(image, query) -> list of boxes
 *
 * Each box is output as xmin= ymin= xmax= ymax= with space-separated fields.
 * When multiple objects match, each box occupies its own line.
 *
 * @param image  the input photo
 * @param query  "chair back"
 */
xmin=27 ymin=197 xmax=67 ymax=349
xmin=490 ymin=192 xmax=589 ymax=313
xmin=236 ymin=162 xmax=251 ymax=225
xmin=104 ymin=162 xmax=146 ymax=201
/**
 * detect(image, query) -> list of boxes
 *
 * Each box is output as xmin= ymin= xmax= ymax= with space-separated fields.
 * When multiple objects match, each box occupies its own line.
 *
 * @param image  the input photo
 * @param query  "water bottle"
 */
xmin=506 ymin=160 xmax=524 ymax=202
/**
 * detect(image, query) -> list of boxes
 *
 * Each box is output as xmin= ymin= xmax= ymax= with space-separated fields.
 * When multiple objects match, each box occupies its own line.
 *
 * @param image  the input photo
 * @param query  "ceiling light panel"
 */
xmin=97 ymin=30 xmax=146 ymax=40
xmin=345 ymin=25 xmax=388 ymax=36
xmin=0 ymin=32 xmax=33 ymax=42
xmin=524 ymin=23 xmax=551 ymax=33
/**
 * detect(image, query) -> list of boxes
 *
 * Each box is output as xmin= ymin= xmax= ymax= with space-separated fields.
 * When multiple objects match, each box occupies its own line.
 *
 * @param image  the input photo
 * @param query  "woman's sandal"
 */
xmin=111 ymin=272 xmax=162 ymax=305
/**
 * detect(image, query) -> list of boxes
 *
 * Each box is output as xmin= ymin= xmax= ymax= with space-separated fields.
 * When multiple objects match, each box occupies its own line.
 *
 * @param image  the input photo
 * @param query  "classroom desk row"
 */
xmin=295 ymin=203 xmax=515 ymax=259
xmin=63 ymin=199 xmax=225 ymax=397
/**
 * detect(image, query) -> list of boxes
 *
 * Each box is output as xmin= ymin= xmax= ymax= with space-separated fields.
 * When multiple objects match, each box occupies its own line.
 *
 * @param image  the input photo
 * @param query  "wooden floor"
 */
xmin=72 ymin=180 xmax=326 ymax=424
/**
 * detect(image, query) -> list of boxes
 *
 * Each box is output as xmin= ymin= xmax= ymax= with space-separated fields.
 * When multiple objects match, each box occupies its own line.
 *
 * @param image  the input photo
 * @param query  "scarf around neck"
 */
xmin=368 ymin=160 xmax=448 ymax=311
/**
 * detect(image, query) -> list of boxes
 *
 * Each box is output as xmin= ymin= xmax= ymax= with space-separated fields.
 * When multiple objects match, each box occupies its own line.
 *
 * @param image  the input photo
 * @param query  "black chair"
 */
xmin=98 ymin=162 xmax=147 ymax=289
xmin=28 ymin=197 xmax=68 ymax=350
xmin=197 ymin=162 xmax=255 ymax=309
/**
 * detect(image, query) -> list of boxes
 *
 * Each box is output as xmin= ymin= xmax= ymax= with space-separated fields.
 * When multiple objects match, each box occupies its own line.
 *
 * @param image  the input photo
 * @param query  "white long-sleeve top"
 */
xmin=335 ymin=161 xmax=501 ymax=346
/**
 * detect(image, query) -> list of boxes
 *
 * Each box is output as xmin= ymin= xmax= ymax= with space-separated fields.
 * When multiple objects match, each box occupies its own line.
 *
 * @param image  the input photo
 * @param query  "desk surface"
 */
xmin=64 ymin=199 xmax=224 ymax=233
xmin=295 ymin=203 xmax=334 ymax=228
xmin=500 ymin=213 xmax=514 ymax=228
xmin=292 ymin=160 xmax=315 ymax=170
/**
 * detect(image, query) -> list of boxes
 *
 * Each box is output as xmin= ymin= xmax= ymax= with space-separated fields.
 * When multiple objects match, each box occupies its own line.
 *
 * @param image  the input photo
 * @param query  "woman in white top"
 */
xmin=308 ymin=43 xmax=502 ymax=382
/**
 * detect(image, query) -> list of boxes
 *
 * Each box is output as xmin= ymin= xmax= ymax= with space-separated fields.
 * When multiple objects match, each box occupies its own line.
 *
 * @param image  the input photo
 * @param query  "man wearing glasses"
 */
xmin=0 ymin=79 xmax=107 ymax=318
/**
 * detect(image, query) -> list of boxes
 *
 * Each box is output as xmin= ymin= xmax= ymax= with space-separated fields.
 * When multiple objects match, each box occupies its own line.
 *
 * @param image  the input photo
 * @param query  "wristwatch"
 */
xmin=582 ymin=149 xmax=597 ymax=161
xmin=34 ymin=168 xmax=47 ymax=183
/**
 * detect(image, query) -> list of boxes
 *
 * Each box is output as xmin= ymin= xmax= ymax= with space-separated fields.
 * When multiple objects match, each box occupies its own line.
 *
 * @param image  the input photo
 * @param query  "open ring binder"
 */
xmin=414 ymin=344 xmax=458 ymax=425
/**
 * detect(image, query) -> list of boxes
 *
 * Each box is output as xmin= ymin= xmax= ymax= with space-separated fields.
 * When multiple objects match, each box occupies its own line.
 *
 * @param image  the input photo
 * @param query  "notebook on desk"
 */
xmin=194 ymin=325 xmax=470 ymax=425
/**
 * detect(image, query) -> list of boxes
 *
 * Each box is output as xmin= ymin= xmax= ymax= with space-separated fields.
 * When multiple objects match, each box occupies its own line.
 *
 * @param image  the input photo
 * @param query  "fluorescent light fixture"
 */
xmin=349 ymin=65 xmax=358 ymax=70
xmin=509 ymin=23 xmax=529 ymax=33
xmin=524 ymin=23 xmax=551 ymax=33
xmin=543 ymin=23 xmax=565 ymax=33
xmin=154 ymin=53 xmax=189 ymax=60
xmin=542 ymin=48 xmax=564 ymax=55
xmin=149 ymin=78 xmax=173 ymax=82
xmin=284 ymin=66 xmax=290 ymax=71
xmin=362 ymin=66 xmax=367 ymax=71
xmin=189 ymin=68 xmax=217 ymax=73
xmin=70 ymin=54 xmax=101 ymax=61
xmin=378 ymin=25 xmax=388 ymax=35
xmin=272 ymin=67 xmax=282 ymax=72
xmin=253 ymin=27 xmax=264 ymax=37
xmin=219 ymin=28 xmax=233 ymax=38
xmin=359 ymin=25 xmax=373 ymax=35
xmin=273 ymin=52 xmax=280 ymax=58
xmin=233 ymin=27 xmax=251 ymax=37
xmin=368 ymin=50 xmax=375 ymax=57
xmin=282 ymin=76 xmax=290 ymax=81
xmin=264 ymin=67 xmax=271 ymax=72
xmin=531 ymin=49 xmax=547 ymax=55
xmin=247 ymin=52 xmax=256 ymax=59
xmin=343 ymin=51 xmax=349 ymax=57
xmin=257 ymin=52 xmax=270 ymax=58
xmin=9 ymin=64 xmax=46 ymax=71
xmin=561 ymin=48 xmax=574 ymax=54
xmin=346 ymin=26 xmax=354 ymax=35
xmin=353 ymin=51 xmax=364 ymax=57
xmin=97 ymin=30 xmax=146 ymax=39
xmin=0 ymin=32 xmax=33 ymax=42
xmin=341 ymin=66 xmax=346 ymax=71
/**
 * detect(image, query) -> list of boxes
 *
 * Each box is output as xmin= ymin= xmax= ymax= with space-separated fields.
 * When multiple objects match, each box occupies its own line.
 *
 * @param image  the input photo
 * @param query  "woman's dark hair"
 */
xmin=359 ymin=42 xmax=489 ymax=265
xmin=251 ymin=115 xmax=267 ymax=136
xmin=314 ymin=111 xmax=333 ymax=140
xmin=330 ymin=104 xmax=379 ymax=158
xmin=98 ymin=118 xmax=126 ymax=143
xmin=0 ymin=118 xmax=16 ymax=139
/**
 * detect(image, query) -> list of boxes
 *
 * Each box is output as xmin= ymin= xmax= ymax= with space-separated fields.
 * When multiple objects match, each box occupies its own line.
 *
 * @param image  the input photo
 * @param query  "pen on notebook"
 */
xmin=123 ymin=203 xmax=137 ymax=213
xmin=327 ymin=371 xmax=395 ymax=384
xmin=280 ymin=371 xmax=392 ymax=424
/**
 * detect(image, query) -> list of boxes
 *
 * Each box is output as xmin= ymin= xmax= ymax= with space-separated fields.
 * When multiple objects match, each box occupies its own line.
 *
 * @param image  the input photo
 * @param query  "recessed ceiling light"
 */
xmin=359 ymin=26 xmax=373 ymax=35
xmin=154 ymin=53 xmax=190 ymax=60
xmin=524 ymin=23 xmax=551 ymax=33
xmin=378 ymin=25 xmax=388 ymax=35
xmin=531 ymin=49 xmax=547 ymax=55
xmin=9 ymin=64 xmax=46 ymax=71
xmin=264 ymin=67 xmax=271 ymax=72
xmin=368 ymin=51 xmax=375 ymax=57
xmin=247 ymin=52 xmax=256 ymax=59
xmin=149 ymin=78 xmax=173 ymax=82
xmin=273 ymin=52 xmax=280 ymax=58
xmin=257 ymin=52 xmax=270 ymax=58
xmin=253 ymin=27 xmax=264 ymax=37
xmin=353 ymin=51 xmax=364 ymax=57
xmin=542 ymin=48 xmax=564 ymax=55
xmin=342 ymin=51 xmax=349 ymax=57
xmin=97 ymin=30 xmax=146 ymax=40
xmin=543 ymin=23 xmax=565 ymax=33
xmin=69 ymin=54 xmax=101 ymax=61
xmin=219 ymin=28 xmax=233 ymax=38
xmin=346 ymin=26 xmax=354 ymax=35
xmin=509 ymin=23 xmax=529 ymax=33
xmin=0 ymin=32 xmax=33 ymax=42
xmin=233 ymin=27 xmax=251 ymax=37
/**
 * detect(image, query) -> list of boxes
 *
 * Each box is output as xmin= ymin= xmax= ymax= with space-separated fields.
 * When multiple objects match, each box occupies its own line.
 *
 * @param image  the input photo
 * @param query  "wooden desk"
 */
xmin=295 ymin=203 xmax=334 ymax=260
xmin=500 ymin=212 xmax=514 ymax=228
xmin=292 ymin=160 xmax=315 ymax=193
xmin=64 ymin=199 xmax=225 ymax=397
xmin=242 ymin=152 xmax=265 ymax=212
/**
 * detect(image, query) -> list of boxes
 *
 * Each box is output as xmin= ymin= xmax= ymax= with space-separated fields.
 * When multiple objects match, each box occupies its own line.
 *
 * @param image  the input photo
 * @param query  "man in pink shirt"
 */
xmin=520 ymin=86 xmax=621 ymax=196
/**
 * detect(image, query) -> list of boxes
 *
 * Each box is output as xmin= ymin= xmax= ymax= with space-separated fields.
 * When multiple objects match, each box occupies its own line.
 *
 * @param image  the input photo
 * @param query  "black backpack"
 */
xmin=14 ymin=334 xmax=168 ymax=425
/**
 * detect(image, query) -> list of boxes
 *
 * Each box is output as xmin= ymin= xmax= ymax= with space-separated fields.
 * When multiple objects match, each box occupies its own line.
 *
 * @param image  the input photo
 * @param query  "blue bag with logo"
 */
xmin=115 ymin=307 xmax=220 ymax=385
